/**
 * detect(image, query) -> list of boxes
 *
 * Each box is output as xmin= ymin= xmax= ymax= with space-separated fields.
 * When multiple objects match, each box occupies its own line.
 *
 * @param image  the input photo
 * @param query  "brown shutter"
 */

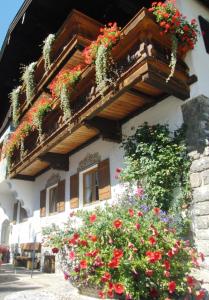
xmin=40 ymin=189 xmax=46 ymax=217
xmin=98 ymin=158 xmax=111 ymax=200
xmin=13 ymin=203 xmax=18 ymax=222
xmin=57 ymin=180 xmax=65 ymax=212
xmin=70 ymin=173 xmax=79 ymax=208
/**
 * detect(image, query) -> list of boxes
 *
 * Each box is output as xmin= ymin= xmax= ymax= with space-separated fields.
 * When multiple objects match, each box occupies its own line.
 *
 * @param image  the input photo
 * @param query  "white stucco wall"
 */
xmin=2 ymin=0 xmax=209 ymax=250
xmin=177 ymin=0 xmax=209 ymax=98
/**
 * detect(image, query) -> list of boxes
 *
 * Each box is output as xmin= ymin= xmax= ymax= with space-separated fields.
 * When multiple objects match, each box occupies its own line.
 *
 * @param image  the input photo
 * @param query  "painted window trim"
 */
xmin=46 ymin=183 xmax=58 ymax=216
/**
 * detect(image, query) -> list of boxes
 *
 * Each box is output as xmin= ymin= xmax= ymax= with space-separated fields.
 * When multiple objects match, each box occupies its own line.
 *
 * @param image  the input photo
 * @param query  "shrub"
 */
xmin=43 ymin=202 xmax=206 ymax=300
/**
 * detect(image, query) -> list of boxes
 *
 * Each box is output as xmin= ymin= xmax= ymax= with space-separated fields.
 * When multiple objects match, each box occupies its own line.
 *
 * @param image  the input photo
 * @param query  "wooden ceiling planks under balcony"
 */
xmin=19 ymin=160 xmax=49 ymax=177
xmin=50 ymin=125 xmax=99 ymax=154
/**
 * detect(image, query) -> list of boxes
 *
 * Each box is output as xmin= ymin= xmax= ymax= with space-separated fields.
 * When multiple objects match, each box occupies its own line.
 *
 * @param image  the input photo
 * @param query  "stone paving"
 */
xmin=0 ymin=264 xmax=209 ymax=300
xmin=0 ymin=264 xmax=98 ymax=300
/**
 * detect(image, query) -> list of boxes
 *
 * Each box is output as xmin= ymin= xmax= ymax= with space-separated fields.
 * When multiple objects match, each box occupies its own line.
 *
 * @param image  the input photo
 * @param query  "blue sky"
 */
xmin=0 ymin=0 xmax=24 ymax=49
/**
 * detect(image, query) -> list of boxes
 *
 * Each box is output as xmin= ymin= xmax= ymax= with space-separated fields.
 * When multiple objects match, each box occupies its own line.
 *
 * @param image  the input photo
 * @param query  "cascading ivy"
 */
xmin=21 ymin=62 xmax=37 ymax=106
xmin=121 ymin=123 xmax=191 ymax=212
xmin=9 ymin=86 xmax=21 ymax=127
xmin=42 ymin=33 xmax=56 ymax=72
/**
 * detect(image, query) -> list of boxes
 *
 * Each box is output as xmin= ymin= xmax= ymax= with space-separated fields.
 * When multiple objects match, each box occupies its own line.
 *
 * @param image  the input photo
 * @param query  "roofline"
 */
xmin=0 ymin=0 xmax=32 ymax=61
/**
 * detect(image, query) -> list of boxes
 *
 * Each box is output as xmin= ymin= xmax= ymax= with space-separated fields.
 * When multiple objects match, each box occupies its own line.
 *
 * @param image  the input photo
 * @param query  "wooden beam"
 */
xmin=84 ymin=117 xmax=122 ymax=143
xmin=128 ymin=88 xmax=155 ymax=104
xmin=38 ymin=153 xmax=69 ymax=171
xmin=13 ymin=174 xmax=35 ymax=181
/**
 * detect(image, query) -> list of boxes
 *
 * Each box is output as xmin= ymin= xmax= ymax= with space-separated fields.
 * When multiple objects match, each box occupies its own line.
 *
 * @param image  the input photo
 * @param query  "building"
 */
xmin=0 ymin=0 xmax=209 ymax=271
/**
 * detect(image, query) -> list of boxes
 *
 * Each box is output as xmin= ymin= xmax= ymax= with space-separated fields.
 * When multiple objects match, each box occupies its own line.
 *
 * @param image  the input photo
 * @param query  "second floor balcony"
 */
xmin=4 ymin=7 xmax=196 ymax=180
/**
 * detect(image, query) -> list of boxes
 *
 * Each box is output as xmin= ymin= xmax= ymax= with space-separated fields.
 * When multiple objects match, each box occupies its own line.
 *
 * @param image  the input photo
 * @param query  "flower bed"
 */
xmin=43 ymin=201 xmax=206 ymax=300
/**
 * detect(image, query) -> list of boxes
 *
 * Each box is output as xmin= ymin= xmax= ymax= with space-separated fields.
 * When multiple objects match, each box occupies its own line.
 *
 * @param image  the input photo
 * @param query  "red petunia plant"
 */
xmin=149 ymin=1 xmax=198 ymax=82
xmin=83 ymin=23 xmax=121 ymax=91
xmin=43 ymin=204 xmax=206 ymax=300
xmin=49 ymin=65 xmax=83 ymax=121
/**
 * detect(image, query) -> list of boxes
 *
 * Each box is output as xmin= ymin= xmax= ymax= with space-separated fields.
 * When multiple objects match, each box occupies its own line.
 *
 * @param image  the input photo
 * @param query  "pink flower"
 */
xmin=135 ymin=187 xmax=144 ymax=197
xmin=129 ymin=209 xmax=134 ymax=217
xmin=80 ymin=260 xmax=88 ymax=269
xmin=69 ymin=251 xmax=75 ymax=260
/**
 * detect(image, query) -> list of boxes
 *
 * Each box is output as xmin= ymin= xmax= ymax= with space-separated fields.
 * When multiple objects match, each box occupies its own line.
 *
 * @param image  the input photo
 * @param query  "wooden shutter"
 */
xmin=40 ymin=189 xmax=46 ymax=217
xmin=57 ymin=180 xmax=65 ymax=212
xmin=98 ymin=159 xmax=111 ymax=200
xmin=13 ymin=203 xmax=18 ymax=222
xmin=70 ymin=173 xmax=79 ymax=208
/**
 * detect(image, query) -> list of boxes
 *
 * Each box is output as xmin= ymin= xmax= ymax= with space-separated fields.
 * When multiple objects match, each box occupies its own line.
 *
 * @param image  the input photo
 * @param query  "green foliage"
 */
xmin=60 ymin=85 xmax=72 ymax=121
xmin=9 ymin=86 xmax=21 ymax=128
xmin=32 ymin=102 xmax=52 ymax=141
xmin=21 ymin=62 xmax=37 ymax=106
xmin=121 ymin=123 xmax=191 ymax=212
xmin=43 ymin=204 xmax=204 ymax=300
xmin=42 ymin=33 xmax=55 ymax=72
xmin=95 ymin=45 xmax=110 ymax=92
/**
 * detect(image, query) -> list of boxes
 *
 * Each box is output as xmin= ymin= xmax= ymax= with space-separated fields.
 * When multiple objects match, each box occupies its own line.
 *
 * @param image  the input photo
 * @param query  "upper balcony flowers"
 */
xmin=83 ymin=23 xmax=121 ymax=91
xmin=149 ymin=1 xmax=198 ymax=82
xmin=49 ymin=65 xmax=83 ymax=121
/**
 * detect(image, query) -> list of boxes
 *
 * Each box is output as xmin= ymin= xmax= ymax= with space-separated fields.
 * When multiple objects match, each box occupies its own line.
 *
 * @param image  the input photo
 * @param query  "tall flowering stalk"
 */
xmin=149 ymin=1 xmax=198 ymax=82
xmin=30 ymin=97 xmax=52 ymax=141
xmin=49 ymin=65 xmax=83 ymax=121
xmin=83 ymin=23 xmax=121 ymax=91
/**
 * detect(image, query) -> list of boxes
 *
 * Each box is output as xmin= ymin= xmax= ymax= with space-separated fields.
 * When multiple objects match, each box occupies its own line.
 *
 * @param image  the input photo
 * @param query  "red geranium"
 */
xmin=113 ymin=249 xmax=123 ymax=259
xmin=52 ymin=247 xmax=59 ymax=254
xmin=89 ymin=214 xmax=97 ymax=223
xmin=80 ymin=259 xmax=88 ymax=269
xmin=114 ymin=283 xmax=125 ymax=294
xmin=113 ymin=219 xmax=123 ymax=229
xmin=146 ymin=251 xmax=162 ymax=263
xmin=145 ymin=269 xmax=154 ymax=277
xmin=168 ymin=281 xmax=176 ymax=294
xmin=69 ymin=251 xmax=75 ymax=260
xmin=108 ymin=258 xmax=120 ymax=269
xmin=129 ymin=209 xmax=134 ymax=217
xmin=149 ymin=236 xmax=157 ymax=246
xmin=101 ymin=272 xmax=111 ymax=282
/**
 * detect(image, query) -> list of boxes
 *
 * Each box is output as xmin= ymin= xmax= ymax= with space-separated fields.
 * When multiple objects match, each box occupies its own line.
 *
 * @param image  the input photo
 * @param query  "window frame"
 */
xmin=47 ymin=183 xmax=58 ymax=216
xmin=79 ymin=164 xmax=99 ymax=207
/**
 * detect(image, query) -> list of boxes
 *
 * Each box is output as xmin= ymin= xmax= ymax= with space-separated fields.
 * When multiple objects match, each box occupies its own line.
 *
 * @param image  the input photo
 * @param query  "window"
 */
xmin=83 ymin=167 xmax=99 ymax=204
xmin=49 ymin=185 xmax=58 ymax=214
xmin=199 ymin=16 xmax=209 ymax=54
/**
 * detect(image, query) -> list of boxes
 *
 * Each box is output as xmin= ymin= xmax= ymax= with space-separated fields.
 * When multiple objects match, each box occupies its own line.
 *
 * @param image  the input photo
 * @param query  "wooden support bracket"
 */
xmin=84 ymin=117 xmax=122 ymax=143
xmin=38 ymin=152 xmax=69 ymax=171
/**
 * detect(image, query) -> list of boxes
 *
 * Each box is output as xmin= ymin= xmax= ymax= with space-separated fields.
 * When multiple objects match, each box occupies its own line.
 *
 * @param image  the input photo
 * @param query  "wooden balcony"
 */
xmin=8 ymin=8 xmax=195 ymax=180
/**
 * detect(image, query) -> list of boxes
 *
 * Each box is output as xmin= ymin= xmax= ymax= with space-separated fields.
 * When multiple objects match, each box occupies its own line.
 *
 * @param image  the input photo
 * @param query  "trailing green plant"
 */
xmin=9 ymin=86 xmax=22 ymax=127
xmin=31 ymin=97 xmax=52 ymax=141
xmin=42 ymin=33 xmax=56 ymax=72
xmin=120 ymin=123 xmax=191 ymax=212
xmin=83 ymin=23 xmax=121 ymax=92
xmin=21 ymin=62 xmax=37 ymax=106
xmin=49 ymin=65 xmax=83 ymax=121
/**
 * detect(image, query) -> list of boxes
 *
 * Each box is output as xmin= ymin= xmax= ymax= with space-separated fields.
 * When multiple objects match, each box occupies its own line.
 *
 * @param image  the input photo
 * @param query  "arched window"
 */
xmin=1 ymin=219 xmax=10 ymax=245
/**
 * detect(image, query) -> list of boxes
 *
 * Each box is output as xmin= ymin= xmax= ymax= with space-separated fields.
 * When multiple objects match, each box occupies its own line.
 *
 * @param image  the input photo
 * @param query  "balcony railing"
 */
xmin=8 ymin=8 xmax=195 ymax=179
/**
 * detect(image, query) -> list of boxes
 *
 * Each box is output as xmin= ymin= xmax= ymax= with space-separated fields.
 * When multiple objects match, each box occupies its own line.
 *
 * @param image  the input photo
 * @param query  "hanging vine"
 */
xmin=9 ymin=86 xmax=21 ymax=127
xmin=49 ymin=65 xmax=83 ymax=121
xmin=42 ymin=33 xmax=56 ymax=72
xmin=83 ymin=23 xmax=121 ymax=92
xmin=21 ymin=62 xmax=37 ymax=106
xmin=31 ymin=97 xmax=52 ymax=142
